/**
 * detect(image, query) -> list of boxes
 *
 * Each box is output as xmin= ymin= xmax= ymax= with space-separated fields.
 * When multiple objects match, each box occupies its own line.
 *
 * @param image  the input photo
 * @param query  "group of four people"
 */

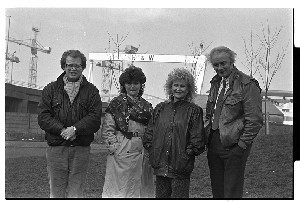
xmin=38 ymin=46 xmax=263 ymax=198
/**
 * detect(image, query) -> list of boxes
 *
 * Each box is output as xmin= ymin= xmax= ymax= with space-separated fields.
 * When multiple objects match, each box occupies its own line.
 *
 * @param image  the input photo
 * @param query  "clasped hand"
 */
xmin=61 ymin=126 xmax=76 ymax=141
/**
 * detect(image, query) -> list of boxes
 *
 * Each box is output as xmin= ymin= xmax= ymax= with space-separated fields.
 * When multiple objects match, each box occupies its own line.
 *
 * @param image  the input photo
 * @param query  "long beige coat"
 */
xmin=101 ymin=113 xmax=155 ymax=198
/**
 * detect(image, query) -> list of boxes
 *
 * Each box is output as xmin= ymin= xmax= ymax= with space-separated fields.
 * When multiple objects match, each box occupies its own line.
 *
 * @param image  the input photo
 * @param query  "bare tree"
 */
xmin=188 ymin=40 xmax=212 ymax=56
xmin=242 ymin=29 xmax=263 ymax=77
xmin=249 ymin=20 xmax=290 ymax=134
xmin=106 ymin=31 xmax=130 ymax=58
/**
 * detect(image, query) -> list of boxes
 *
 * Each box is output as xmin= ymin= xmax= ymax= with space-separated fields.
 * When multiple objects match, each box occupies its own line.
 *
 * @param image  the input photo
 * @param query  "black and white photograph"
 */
xmin=2 ymin=1 xmax=295 ymax=200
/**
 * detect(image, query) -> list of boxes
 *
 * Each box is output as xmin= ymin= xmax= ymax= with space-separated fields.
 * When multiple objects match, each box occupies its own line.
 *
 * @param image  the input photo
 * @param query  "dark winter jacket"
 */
xmin=143 ymin=99 xmax=205 ymax=178
xmin=38 ymin=72 xmax=102 ymax=146
xmin=205 ymin=67 xmax=263 ymax=149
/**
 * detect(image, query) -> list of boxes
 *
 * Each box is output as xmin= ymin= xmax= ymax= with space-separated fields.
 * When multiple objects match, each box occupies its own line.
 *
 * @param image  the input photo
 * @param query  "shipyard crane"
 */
xmin=6 ymin=26 xmax=51 ymax=88
xmin=88 ymin=45 xmax=207 ymax=102
xmin=5 ymin=15 xmax=20 ymax=83
xmin=88 ymin=32 xmax=207 ymax=103
xmin=5 ymin=51 xmax=20 ymax=83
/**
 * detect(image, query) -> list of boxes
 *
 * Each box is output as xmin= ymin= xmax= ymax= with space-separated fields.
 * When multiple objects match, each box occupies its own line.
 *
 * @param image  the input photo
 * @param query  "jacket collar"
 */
xmin=165 ymin=98 xmax=189 ymax=107
xmin=210 ymin=66 xmax=238 ymax=88
xmin=56 ymin=72 xmax=88 ymax=88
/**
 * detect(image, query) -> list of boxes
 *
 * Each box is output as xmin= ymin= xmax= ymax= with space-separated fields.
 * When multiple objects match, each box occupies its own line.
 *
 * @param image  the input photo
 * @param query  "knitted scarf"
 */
xmin=63 ymin=74 xmax=83 ymax=104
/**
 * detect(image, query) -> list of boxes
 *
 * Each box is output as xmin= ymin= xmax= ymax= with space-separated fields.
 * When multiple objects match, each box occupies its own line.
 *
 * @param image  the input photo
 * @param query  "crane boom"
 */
xmin=6 ymin=37 xmax=51 ymax=54
xmin=5 ymin=26 xmax=51 ymax=88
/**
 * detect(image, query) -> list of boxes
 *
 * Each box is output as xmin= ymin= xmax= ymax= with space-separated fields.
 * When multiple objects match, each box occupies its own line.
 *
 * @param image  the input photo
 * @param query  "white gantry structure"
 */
xmin=88 ymin=52 xmax=207 ymax=102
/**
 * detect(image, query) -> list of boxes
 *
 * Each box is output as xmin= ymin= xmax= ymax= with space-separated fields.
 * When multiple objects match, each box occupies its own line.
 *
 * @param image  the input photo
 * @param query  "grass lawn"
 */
xmin=5 ymin=131 xmax=293 ymax=199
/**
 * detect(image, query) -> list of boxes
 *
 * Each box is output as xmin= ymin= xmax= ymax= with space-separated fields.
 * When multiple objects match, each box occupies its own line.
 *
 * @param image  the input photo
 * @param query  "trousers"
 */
xmin=207 ymin=129 xmax=252 ymax=198
xmin=155 ymin=176 xmax=190 ymax=198
xmin=46 ymin=146 xmax=90 ymax=198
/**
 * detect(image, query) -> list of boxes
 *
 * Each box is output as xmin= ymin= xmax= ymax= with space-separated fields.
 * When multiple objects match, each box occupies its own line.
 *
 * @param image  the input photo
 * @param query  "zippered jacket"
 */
xmin=38 ymin=72 xmax=102 ymax=146
xmin=143 ymin=100 xmax=205 ymax=178
xmin=205 ymin=67 xmax=263 ymax=149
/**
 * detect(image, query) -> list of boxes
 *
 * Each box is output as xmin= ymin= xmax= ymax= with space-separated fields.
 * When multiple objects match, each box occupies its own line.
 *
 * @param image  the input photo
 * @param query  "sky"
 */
xmin=2 ymin=5 xmax=294 ymax=102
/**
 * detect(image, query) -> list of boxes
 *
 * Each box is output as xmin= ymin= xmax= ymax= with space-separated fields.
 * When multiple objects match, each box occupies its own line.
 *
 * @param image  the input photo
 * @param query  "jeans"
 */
xmin=46 ymin=146 xmax=90 ymax=198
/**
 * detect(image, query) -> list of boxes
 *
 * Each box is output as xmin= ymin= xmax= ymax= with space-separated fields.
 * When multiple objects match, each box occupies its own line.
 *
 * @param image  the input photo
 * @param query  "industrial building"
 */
xmin=5 ymin=83 xmax=108 ymax=141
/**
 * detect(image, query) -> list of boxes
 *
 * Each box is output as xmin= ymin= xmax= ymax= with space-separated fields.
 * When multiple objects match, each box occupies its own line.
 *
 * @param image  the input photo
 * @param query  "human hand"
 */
xmin=107 ymin=143 xmax=120 ymax=155
xmin=61 ymin=126 xmax=76 ymax=140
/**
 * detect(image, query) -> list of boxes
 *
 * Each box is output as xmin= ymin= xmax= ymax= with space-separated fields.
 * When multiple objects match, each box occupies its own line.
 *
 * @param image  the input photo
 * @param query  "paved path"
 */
xmin=5 ymin=141 xmax=107 ymax=159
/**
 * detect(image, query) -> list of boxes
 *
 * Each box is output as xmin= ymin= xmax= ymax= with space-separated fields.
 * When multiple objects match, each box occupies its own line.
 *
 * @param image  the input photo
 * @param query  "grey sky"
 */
xmin=4 ymin=7 xmax=293 ymax=100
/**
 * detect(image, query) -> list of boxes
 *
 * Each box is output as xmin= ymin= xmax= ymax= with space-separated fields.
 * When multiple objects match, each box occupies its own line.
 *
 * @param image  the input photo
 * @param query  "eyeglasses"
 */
xmin=212 ymin=61 xmax=230 ymax=68
xmin=65 ymin=63 xmax=82 ymax=69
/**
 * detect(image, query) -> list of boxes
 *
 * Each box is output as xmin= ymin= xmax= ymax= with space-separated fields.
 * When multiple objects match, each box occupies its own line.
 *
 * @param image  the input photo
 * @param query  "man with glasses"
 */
xmin=204 ymin=46 xmax=263 ymax=198
xmin=38 ymin=50 xmax=102 ymax=198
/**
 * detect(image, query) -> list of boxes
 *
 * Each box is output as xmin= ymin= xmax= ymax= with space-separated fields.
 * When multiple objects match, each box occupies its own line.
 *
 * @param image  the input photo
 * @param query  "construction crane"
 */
xmin=6 ymin=26 xmax=51 ymax=88
xmin=5 ymin=51 xmax=20 ymax=83
xmin=5 ymin=15 xmax=20 ymax=83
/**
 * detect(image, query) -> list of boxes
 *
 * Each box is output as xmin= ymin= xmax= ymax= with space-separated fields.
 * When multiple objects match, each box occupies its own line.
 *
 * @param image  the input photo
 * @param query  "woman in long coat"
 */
xmin=101 ymin=66 xmax=154 ymax=198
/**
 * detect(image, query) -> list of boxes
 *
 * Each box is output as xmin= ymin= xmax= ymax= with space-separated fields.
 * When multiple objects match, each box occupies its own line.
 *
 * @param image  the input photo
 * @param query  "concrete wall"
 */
xmin=5 ymin=83 xmax=41 ymax=113
xmin=5 ymin=83 xmax=109 ymax=142
xmin=5 ymin=112 xmax=106 ymax=143
xmin=5 ymin=112 xmax=45 ymax=141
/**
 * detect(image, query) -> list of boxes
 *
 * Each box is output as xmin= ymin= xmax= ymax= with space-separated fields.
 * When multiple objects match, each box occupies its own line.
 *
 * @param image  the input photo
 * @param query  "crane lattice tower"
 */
xmin=28 ymin=27 xmax=39 ymax=88
xmin=6 ymin=26 xmax=51 ymax=88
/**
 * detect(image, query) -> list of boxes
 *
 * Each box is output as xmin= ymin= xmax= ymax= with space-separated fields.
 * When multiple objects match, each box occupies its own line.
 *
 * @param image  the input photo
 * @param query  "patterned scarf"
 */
xmin=106 ymin=93 xmax=153 ymax=133
xmin=63 ymin=74 xmax=83 ymax=104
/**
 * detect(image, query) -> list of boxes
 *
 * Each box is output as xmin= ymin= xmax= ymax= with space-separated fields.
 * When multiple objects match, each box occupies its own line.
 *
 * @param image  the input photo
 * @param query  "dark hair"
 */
xmin=119 ymin=65 xmax=146 ymax=96
xmin=60 ymin=50 xmax=87 ymax=70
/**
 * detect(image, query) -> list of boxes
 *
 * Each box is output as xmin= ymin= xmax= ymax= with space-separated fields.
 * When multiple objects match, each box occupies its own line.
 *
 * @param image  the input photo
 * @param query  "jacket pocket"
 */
xmin=51 ymin=98 xmax=61 ymax=118
xmin=174 ymin=152 xmax=194 ymax=174
xmin=220 ymin=118 xmax=244 ymax=146
xmin=79 ymin=99 xmax=89 ymax=117
xmin=224 ymin=95 xmax=242 ymax=106
xmin=223 ymin=95 xmax=243 ymax=117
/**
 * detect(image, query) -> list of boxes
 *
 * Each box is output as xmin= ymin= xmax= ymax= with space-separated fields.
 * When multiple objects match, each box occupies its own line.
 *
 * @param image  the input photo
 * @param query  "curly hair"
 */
xmin=119 ymin=65 xmax=147 ymax=96
xmin=164 ymin=68 xmax=197 ymax=101
xmin=60 ymin=50 xmax=87 ymax=70
xmin=207 ymin=46 xmax=237 ymax=64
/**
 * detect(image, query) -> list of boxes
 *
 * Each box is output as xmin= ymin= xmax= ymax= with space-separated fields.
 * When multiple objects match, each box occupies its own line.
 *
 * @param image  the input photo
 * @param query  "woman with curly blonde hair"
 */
xmin=143 ymin=67 xmax=206 ymax=198
xmin=164 ymin=68 xmax=197 ymax=101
